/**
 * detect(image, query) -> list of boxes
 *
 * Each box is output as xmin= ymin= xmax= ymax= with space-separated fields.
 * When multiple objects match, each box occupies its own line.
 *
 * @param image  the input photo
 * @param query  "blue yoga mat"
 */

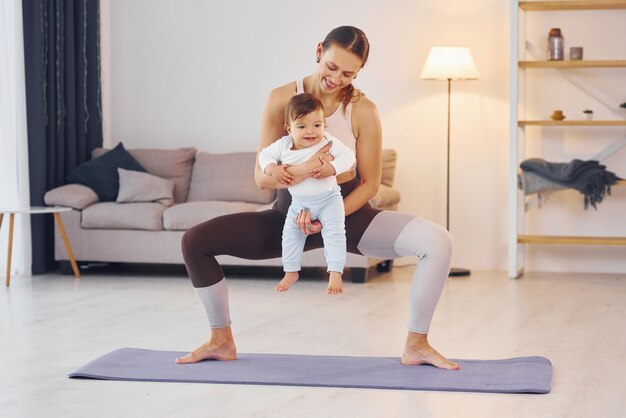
xmin=69 ymin=348 xmax=552 ymax=394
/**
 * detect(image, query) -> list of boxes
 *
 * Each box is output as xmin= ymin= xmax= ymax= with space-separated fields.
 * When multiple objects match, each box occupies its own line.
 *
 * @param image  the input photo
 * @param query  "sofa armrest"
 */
xmin=369 ymin=184 xmax=400 ymax=209
xmin=44 ymin=184 xmax=99 ymax=210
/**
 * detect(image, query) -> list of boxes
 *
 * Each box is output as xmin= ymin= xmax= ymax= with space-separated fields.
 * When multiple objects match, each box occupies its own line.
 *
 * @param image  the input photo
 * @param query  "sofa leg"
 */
xmin=376 ymin=260 xmax=394 ymax=272
xmin=350 ymin=267 xmax=368 ymax=283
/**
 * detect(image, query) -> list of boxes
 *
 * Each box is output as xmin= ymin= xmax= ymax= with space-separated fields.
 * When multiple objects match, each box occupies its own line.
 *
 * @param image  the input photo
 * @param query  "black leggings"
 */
xmin=181 ymin=178 xmax=379 ymax=287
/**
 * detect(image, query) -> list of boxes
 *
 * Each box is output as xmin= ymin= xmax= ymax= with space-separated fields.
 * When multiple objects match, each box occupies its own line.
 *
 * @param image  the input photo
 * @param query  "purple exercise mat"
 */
xmin=69 ymin=348 xmax=553 ymax=394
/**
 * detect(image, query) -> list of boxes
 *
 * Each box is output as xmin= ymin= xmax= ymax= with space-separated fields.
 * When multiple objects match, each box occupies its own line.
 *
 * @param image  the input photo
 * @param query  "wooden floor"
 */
xmin=1 ymin=266 xmax=625 ymax=418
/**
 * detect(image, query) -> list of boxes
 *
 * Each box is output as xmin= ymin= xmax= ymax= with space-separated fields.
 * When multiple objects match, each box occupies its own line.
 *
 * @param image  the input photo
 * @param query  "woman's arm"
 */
xmin=343 ymin=97 xmax=383 ymax=216
xmin=327 ymin=136 xmax=356 ymax=175
xmin=256 ymin=84 xmax=293 ymax=189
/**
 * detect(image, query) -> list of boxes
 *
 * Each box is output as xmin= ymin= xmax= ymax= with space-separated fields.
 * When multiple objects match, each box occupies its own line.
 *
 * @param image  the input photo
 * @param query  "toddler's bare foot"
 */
xmin=276 ymin=272 xmax=299 ymax=292
xmin=401 ymin=332 xmax=460 ymax=370
xmin=327 ymin=271 xmax=343 ymax=294
xmin=175 ymin=333 xmax=237 ymax=364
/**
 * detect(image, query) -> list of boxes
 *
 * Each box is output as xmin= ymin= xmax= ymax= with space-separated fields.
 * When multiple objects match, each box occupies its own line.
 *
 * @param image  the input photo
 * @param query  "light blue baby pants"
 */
xmin=282 ymin=186 xmax=345 ymax=273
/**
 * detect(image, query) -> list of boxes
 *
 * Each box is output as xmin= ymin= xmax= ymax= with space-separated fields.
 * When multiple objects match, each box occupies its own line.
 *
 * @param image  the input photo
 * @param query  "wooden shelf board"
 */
xmin=519 ymin=120 xmax=626 ymax=126
xmin=520 ymin=1 xmax=626 ymax=11
xmin=520 ymin=179 xmax=626 ymax=186
xmin=519 ymin=60 xmax=626 ymax=68
xmin=518 ymin=235 xmax=626 ymax=245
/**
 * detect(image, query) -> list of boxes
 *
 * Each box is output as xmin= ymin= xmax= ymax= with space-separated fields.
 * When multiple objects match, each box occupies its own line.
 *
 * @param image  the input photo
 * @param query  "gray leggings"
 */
xmin=182 ymin=181 xmax=452 ymax=334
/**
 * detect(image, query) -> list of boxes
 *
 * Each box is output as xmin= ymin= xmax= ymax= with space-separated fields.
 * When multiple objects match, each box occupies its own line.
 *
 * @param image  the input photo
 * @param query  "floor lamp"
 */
xmin=420 ymin=46 xmax=479 ymax=277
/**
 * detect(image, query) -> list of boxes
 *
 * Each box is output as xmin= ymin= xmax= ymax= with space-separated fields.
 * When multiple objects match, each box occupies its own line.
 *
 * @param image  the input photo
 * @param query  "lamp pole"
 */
xmin=420 ymin=46 xmax=478 ymax=277
xmin=446 ymin=78 xmax=470 ymax=277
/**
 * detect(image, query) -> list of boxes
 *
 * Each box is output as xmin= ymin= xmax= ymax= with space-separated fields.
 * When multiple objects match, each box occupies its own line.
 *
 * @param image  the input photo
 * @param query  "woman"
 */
xmin=176 ymin=26 xmax=459 ymax=370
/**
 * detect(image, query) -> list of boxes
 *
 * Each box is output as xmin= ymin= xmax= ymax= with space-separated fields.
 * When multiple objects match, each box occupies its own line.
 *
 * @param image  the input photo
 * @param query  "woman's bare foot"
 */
xmin=401 ymin=332 xmax=460 ymax=370
xmin=327 ymin=271 xmax=343 ymax=294
xmin=175 ymin=326 xmax=237 ymax=364
xmin=276 ymin=272 xmax=299 ymax=292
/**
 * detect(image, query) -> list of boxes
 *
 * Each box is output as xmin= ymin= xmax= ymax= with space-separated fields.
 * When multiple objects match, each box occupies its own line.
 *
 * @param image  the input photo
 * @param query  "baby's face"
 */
xmin=288 ymin=110 xmax=325 ymax=150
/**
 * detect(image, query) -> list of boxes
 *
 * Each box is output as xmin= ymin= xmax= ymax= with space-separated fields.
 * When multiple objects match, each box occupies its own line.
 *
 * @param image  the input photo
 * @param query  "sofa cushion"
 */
xmin=381 ymin=149 xmax=397 ymax=187
xmin=82 ymin=202 xmax=166 ymax=230
xmin=117 ymin=168 xmax=175 ymax=206
xmin=163 ymin=201 xmax=264 ymax=230
xmin=187 ymin=152 xmax=276 ymax=204
xmin=44 ymin=184 xmax=99 ymax=210
xmin=93 ymin=146 xmax=197 ymax=203
xmin=67 ymin=142 xmax=146 ymax=201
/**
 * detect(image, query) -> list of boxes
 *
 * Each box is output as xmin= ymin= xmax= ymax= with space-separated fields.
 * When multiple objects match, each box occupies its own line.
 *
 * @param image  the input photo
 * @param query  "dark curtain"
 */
xmin=22 ymin=0 xmax=103 ymax=273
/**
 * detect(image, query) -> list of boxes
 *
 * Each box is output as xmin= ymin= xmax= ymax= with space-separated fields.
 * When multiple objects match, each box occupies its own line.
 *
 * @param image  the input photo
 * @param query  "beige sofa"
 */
xmin=44 ymin=147 xmax=400 ymax=282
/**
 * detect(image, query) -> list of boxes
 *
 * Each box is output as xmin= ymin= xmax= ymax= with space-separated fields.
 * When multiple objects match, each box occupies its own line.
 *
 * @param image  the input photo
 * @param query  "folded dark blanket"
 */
xmin=518 ymin=171 xmax=566 ymax=195
xmin=520 ymin=158 xmax=620 ymax=209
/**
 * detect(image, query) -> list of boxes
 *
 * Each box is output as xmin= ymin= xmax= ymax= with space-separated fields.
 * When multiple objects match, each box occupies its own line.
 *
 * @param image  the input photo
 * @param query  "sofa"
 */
xmin=44 ymin=145 xmax=401 ymax=282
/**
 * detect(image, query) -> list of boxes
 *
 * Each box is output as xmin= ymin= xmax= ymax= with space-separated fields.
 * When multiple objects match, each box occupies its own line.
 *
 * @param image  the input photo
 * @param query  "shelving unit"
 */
xmin=509 ymin=0 xmax=626 ymax=278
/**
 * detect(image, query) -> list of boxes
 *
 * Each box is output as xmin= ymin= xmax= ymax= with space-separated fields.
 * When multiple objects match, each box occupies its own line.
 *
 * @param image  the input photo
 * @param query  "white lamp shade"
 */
xmin=420 ymin=46 xmax=480 ymax=80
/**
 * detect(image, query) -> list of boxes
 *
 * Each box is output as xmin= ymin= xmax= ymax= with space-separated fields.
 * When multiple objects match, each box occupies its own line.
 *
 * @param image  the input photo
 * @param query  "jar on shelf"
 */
xmin=548 ymin=28 xmax=564 ymax=61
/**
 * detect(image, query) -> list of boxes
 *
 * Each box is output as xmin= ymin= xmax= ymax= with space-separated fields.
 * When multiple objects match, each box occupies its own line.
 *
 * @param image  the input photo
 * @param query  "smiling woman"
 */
xmin=176 ymin=26 xmax=460 ymax=371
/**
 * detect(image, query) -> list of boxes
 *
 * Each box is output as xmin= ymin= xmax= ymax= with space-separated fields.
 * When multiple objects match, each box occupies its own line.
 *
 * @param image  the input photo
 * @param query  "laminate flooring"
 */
xmin=1 ymin=266 xmax=625 ymax=418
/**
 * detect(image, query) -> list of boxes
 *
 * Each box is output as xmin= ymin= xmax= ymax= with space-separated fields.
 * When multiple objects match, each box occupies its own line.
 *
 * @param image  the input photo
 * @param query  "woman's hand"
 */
xmin=295 ymin=209 xmax=322 ymax=235
xmin=301 ymin=142 xmax=333 ymax=179
xmin=309 ymin=154 xmax=336 ymax=180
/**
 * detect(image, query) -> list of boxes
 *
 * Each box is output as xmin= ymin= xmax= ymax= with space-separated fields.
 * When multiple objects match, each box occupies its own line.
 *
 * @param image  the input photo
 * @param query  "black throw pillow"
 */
xmin=66 ymin=142 xmax=147 ymax=201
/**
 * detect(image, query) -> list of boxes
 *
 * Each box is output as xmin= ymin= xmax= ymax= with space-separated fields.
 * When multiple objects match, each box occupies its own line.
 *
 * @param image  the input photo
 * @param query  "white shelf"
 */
xmin=508 ymin=0 xmax=626 ymax=278
xmin=519 ymin=120 xmax=626 ymax=126
xmin=519 ymin=60 xmax=626 ymax=68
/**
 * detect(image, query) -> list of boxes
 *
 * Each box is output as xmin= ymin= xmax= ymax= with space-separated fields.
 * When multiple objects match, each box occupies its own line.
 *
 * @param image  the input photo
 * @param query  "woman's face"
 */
xmin=316 ymin=44 xmax=363 ymax=95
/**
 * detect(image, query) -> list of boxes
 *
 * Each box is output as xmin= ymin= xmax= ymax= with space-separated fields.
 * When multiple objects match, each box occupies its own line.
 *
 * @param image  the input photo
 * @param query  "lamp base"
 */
xmin=449 ymin=267 xmax=471 ymax=277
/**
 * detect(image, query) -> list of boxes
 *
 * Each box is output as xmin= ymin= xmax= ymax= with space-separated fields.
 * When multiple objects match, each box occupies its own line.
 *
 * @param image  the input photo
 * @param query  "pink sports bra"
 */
xmin=296 ymin=78 xmax=357 ymax=153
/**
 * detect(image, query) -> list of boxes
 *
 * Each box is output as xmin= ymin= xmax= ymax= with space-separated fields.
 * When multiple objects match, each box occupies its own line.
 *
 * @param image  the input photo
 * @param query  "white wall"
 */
xmin=102 ymin=0 xmax=625 ymax=273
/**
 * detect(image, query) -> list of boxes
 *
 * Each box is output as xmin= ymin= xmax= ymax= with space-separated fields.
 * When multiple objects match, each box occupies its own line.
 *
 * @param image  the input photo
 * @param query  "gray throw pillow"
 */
xmin=116 ymin=168 xmax=175 ymax=206
xmin=188 ymin=152 xmax=276 ymax=204
xmin=44 ymin=184 xmax=99 ymax=210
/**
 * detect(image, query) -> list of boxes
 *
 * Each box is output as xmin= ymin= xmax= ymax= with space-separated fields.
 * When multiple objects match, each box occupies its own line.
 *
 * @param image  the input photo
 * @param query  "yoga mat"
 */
xmin=69 ymin=348 xmax=552 ymax=394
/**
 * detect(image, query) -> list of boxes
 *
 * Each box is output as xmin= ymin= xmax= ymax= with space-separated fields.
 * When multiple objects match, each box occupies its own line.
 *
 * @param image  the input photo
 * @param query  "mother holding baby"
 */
xmin=176 ymin=26 xmax=459 ymax=370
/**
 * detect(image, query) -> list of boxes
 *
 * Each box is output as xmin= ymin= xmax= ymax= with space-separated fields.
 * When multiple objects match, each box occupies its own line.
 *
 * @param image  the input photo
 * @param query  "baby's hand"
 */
xmin=269 ymin=164 xmax=294 ymax=186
